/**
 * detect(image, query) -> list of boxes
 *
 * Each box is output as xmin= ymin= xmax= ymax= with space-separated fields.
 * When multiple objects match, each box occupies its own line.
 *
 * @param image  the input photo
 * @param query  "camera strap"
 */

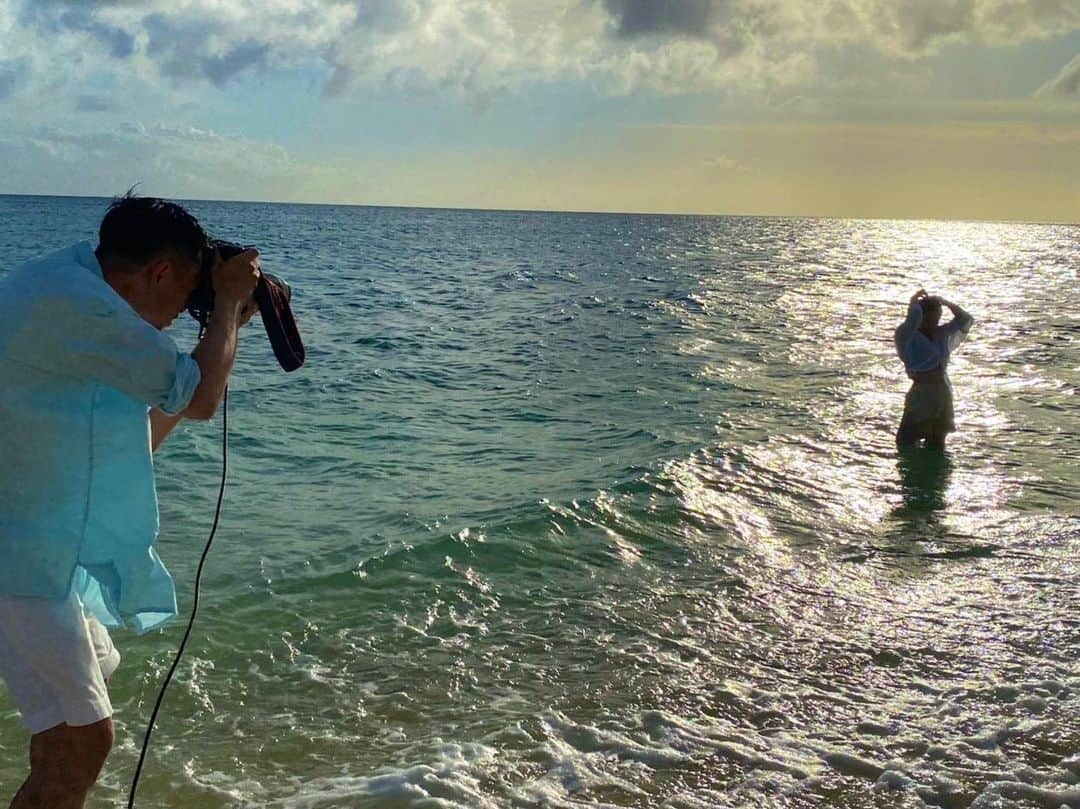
xmin=254 ymin=275 xmax=305 ymax=372
xmin=128 ymin=386 xmax=229 ymax=808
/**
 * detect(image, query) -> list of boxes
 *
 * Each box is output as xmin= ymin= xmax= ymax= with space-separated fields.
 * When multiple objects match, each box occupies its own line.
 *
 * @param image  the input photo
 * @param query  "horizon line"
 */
xmin=0 ymin=191 xmax=1075 ymax=228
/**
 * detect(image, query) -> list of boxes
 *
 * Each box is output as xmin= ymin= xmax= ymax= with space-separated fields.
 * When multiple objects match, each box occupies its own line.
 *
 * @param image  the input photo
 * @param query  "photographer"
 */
xmin=0 ymin=194 xmax=258 ymax=807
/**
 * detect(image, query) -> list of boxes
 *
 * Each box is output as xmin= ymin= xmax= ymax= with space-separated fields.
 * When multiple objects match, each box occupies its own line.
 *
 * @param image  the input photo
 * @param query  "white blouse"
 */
xmin=895 ymin=301 xmax=974 ymax=377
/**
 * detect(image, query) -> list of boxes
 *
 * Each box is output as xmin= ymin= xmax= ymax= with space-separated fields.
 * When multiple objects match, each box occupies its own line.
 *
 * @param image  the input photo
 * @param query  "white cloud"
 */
xmin=977 ymin=0 xmax=1080 ymax=45
xmin=1035 ymin=53 xmax=1080 ymax=98
xmin=703 ymin=154 xmax=748 ymax=172
xmin=1 ymin=0 xmax=1077 ymax=106
xmin=0 ymin=121 xmax=351 ymax=200
xmin=592 ymin=1 xmax=1080 ymax=59
xmin=0 ymin=0 xmax=1075 ymax=204
xmin=321 ymin=0 xmax=525 ymax=109
xmin=0 ymin=58 xmax=23 ymax=98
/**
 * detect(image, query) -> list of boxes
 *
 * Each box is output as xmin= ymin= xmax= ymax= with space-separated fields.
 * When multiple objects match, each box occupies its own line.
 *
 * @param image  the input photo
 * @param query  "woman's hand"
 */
xmin=910 ymin=288 xmax=928 ymax=305
xmin=939 ymin=298 xmax=964 ymax=316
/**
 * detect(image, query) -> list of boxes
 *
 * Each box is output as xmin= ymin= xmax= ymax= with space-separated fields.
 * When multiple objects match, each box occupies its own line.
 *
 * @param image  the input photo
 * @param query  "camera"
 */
xmin=187 ymin=240 xmax=305 ymax=372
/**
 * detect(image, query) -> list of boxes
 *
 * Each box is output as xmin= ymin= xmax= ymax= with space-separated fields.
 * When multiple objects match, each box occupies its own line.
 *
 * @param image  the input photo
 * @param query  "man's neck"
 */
xmin=99 ymin=259 xmax=152 ymax=325
xmin=101 ymin=264 xmax=133 ymax=300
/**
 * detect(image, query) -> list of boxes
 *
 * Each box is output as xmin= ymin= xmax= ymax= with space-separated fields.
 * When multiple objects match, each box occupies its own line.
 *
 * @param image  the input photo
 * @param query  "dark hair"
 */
xmin=921 ymin=296 xmax=943 ymax=314
xmin=96 ymin=190 xmax=209 ymax=270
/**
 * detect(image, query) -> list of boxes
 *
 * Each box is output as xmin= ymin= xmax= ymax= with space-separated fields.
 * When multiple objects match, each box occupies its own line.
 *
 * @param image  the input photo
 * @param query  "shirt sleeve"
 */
xmin=894 ymin=302 xmax=922 ymax=360
xmin=941 ymin=311 xmax=974 ymax=353
xmin=159 ymin=353 xmax=201 ymax=415
xmin=17 ymin=281 xmax=201 ymax=414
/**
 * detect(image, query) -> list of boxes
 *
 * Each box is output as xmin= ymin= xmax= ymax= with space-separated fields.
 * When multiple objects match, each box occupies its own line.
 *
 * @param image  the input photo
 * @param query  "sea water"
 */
xmin=0 ymin=195 xmax=1076 ymax=808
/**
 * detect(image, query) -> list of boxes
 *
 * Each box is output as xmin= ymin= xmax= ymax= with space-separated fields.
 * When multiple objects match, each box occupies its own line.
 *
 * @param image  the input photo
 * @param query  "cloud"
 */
xmin=0 ymin=59 xmax=23 ymax=99
xmin=17 ymin=2 xmax=135 ymax=59
xmin=603 ymin=0 xmax=721 ymax=39
xmin=0 ymin=120 xmax=346 ymax=201
xmin=74 ymin=94 xmax=121 ymax=113
xmin=977 ymin=0 xmax=1080 ymax=44
xmin=703 ymin=154 xmax=748 ymax=172
xmin=321 ymin=0 xmax=522 ymax=108
xmin=1035 ymin=53 xmax=1080 ymax=98
xmin=596 ymin=0 xmax=1078 ymax=58
xmin=1 ymin=0 xmax=1078 ymax=105
xmin=585 ymin=0 xmax=1080 ymax=94
xmin=142 ymin=13 xmax=271 ymax=88
xmin=873 ymin=0 xmax=977 ymax=54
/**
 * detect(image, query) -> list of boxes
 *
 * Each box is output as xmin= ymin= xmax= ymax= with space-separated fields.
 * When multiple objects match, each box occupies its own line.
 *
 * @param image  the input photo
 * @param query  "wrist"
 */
xmin=203 ymin=299 xmax=244 ymax=333
xmin=214 ymin=296 xmax=246 ymax=317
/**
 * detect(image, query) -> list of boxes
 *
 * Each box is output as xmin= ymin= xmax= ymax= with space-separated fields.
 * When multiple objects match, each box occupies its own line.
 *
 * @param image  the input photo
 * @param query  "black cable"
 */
xmin=128 ymin=386 xmax=229 ymax=808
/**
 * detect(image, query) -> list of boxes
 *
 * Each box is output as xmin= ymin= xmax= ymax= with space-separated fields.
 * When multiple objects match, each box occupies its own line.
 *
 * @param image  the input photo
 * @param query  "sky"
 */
xmin=0 ymin=0 xmax=1077 ymax=222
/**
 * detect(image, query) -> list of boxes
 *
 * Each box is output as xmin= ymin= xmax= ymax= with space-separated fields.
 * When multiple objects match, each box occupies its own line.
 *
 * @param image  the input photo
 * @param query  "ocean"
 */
xmin=0 ymin=195 xmax=1077 ymax=808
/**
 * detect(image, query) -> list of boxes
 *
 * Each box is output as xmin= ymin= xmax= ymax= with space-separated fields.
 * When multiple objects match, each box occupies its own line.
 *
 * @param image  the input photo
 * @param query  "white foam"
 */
xmin=290 ymin=742 xmax=499 ymax=809
xmin=824 ymin=751 xmax=884 ymax=780
xmin=181 ymin=759 xmax=267 ymax=803
xmin=971 ymin=781 xmax=1080 ymax=808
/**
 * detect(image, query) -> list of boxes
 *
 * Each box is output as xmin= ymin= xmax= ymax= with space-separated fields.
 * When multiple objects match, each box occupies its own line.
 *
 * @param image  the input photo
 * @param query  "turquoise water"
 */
xmin=0 ymin=196 xmax=1077 ymax=808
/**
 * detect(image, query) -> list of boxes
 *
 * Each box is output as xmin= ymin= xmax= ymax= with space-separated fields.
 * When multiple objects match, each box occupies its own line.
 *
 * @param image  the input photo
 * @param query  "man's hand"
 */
xmin=153 ymin=252 xmax=261 ymax=446
xmin=178 ymin=249 xmax=260 ymax=422
xmin=239 ymin=299 xmax=259 ymax=327
xmin=910 ymin=288 xmax=928 ymax=306
xmin=213 ymin=247 xmax=261 ymax=310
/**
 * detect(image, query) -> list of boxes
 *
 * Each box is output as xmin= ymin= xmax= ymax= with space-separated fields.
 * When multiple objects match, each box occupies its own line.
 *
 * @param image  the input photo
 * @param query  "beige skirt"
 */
xmin=900 ymin=380 xmax=955 ymax=436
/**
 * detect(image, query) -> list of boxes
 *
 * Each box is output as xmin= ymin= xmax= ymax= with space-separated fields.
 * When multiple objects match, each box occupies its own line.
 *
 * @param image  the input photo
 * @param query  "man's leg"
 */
xmin=0 ymin=591 xmax=120 ymax=809
xmin=10 ymin=719 xmax=114 ymax=809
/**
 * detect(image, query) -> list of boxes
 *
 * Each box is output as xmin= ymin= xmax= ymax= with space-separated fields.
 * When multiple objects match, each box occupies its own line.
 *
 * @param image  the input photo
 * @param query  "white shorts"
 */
xmin=0 ymin=590 xmax=120 ymax=734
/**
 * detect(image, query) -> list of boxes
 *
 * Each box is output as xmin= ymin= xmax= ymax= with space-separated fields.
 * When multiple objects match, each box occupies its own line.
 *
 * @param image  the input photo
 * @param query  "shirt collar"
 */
xmin=73 ymin=241 xmax=104 ymax=279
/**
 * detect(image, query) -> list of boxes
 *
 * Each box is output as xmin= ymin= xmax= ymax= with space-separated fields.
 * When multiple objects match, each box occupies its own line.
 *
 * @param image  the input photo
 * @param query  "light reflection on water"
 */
xmin=591 ymin=218 xmax=1079 ymax=807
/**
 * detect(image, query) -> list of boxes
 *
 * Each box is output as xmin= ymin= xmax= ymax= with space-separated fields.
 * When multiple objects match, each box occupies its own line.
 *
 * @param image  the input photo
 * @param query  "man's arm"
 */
xmin=150 ymin=251 xmax=260 ymax=450
xmin=148 ymin=304 xmax=241 ymax=451
xmin=150 ymin=299 xmax=258 ymax=451
xmin=150 ymin=407 xmax=184 ymax=452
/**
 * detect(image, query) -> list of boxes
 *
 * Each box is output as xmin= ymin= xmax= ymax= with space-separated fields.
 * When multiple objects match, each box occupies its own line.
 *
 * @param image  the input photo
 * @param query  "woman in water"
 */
xmin=895 ymin=289 xmax=974 ymax=450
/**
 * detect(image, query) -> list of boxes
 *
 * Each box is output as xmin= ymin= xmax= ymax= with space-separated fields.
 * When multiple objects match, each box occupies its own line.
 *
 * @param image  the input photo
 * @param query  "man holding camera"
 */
xmin=0 ymin=194 xmax=259 ymax=808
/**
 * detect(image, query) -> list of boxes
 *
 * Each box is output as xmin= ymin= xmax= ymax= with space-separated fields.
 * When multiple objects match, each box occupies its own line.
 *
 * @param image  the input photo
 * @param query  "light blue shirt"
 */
xmin=0 ymin=242 xmax=200 ymax=632
xmin=895 ymin=302 xmax=974 ymax=379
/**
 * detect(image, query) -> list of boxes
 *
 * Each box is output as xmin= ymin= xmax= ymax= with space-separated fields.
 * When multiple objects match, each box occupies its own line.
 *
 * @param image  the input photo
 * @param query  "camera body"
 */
xmin=187 ymin=240 xmax=305 ymax=372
